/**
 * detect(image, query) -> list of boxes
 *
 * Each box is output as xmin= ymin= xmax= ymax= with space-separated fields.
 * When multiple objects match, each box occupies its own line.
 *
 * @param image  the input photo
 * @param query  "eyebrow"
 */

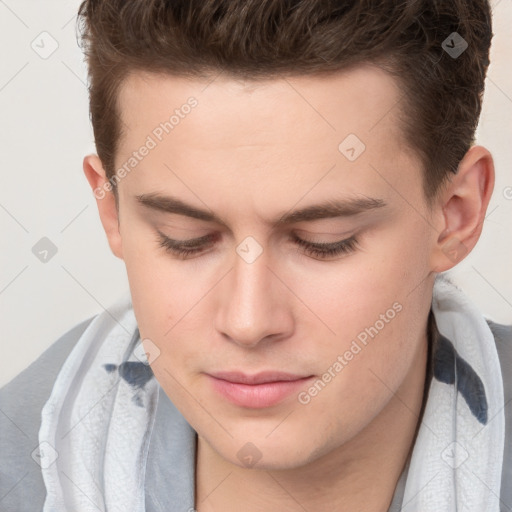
xmin=135 ymin=193 xmax=387 ymax=226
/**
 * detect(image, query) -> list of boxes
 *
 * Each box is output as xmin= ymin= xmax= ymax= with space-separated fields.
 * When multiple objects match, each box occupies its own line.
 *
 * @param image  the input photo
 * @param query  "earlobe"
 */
xmin=83 ymin=154 xmax=124 ymax=260
xmin=430 ymin=145 xmax=495 ymax=273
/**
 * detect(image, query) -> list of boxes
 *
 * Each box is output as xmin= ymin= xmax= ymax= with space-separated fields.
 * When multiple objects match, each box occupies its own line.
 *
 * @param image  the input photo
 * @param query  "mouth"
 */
xmin=206 ymin=371 xmax=315 ymax=408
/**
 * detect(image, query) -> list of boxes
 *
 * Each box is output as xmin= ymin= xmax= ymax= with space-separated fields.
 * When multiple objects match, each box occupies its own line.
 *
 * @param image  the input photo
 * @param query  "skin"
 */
xmin=84 ymin=64 xmax=494 ymax=511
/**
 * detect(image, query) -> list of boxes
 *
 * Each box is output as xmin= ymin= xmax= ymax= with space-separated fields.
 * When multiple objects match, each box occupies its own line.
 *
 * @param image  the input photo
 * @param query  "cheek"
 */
xmin=290 ymin=294 xmax=424 ymax=448
xmin=284 ymin=222 xmax=430 ymax=340
xmin=281 ymin=220 xmax=431 ymax=403
xmin=121 ymin=226 xmax=219 ymax=377
xmin=120 ymin=225 xmax=186 ymax=340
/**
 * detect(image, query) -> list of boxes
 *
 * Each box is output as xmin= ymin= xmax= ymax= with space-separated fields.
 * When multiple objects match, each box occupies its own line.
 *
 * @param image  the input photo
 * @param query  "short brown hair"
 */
xmin=77 ymin=0 xmax=493 ymax=203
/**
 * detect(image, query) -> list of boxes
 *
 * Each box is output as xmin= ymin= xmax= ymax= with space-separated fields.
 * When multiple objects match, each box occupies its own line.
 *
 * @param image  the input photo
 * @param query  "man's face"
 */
xmin=112 ymin=65 xmax=438 ymax=469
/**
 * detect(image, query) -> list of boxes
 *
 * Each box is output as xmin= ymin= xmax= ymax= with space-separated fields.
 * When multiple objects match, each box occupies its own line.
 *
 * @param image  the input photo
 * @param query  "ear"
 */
xmin=83 ymin=154 xmax=124 ymax=260
xmin=430 ymin=145 xmax=495 ymax=273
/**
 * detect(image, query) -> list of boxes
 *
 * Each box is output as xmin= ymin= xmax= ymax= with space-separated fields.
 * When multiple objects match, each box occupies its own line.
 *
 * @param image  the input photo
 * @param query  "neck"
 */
xmin=195 ymin=317 xmax=434 ymax=512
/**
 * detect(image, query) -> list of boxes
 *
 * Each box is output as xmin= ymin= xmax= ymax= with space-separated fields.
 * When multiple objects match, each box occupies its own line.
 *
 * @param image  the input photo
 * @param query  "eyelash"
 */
xmin=291 ymin=233 xmax=359 ymax=259
xmin=156 ymin=230 xmax=359 ymax=260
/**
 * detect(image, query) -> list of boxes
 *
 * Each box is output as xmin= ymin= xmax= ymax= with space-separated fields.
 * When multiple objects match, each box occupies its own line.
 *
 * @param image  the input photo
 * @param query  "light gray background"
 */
xmin=1 ymin=0 xmax=511 ymax=387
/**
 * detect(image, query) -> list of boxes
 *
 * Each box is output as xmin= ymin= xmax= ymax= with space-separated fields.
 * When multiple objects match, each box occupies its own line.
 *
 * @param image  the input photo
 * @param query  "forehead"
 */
xmin=114 ymin=65 xmax=422 ymax=212
xmin=117 ymin=64 xmax=404 ymax=141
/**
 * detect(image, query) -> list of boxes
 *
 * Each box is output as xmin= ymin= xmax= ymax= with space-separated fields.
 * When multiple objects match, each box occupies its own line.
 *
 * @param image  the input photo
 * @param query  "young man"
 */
xmin=1 ymin=1 xmax=510 ymax=511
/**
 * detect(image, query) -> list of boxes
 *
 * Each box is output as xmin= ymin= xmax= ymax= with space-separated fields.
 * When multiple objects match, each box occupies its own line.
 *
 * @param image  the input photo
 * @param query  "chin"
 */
xmin=211 ymin=432 xmax=326 ymax=471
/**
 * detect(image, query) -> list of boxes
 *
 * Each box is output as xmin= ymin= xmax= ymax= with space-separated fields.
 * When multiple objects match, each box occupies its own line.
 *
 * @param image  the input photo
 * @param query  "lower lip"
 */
xmin=207 ymin=375 xmax=314 ymax=408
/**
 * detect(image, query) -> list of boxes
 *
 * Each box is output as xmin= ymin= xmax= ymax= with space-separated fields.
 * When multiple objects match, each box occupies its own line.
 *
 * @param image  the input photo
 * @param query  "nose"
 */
xmin=214 ymin=245 xmax=294 ymax=348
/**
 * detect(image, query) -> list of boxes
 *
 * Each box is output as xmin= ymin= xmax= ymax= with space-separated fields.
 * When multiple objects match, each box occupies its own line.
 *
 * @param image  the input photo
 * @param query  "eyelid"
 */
xmin=291 ymin=232 xmax=358 ymax=252
xmin=157 ymin=228 xmax=355 ymax=243
xmin=291 ymin=229 xmax=354 ymax=243
xmin=156 ymin=230 xmax=215 ymax=247
xmin=156 ymin=228 xmax=360 ymax=261
xmin=156 ymin=229 xmax=359 ymax=248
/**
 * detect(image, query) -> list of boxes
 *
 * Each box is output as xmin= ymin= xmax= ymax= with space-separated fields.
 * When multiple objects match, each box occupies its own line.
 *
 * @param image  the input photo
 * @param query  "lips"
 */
xmin=210 ymin=370 xmax=309 ymax=385
xmin=206 ymin=371 xmax=314 ymax=408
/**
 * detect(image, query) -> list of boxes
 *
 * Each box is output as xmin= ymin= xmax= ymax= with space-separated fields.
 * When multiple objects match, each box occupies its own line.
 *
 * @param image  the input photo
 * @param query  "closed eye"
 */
xmin=290 ymin=233 xmax=359 ymax=259
xmin=156 ymin=230 xmax=359 ymax=260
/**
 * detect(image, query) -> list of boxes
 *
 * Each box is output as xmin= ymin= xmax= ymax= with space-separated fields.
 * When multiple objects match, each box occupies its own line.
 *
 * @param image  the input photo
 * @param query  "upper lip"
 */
xmin=208 ymin=371 xmax=312 ymax=385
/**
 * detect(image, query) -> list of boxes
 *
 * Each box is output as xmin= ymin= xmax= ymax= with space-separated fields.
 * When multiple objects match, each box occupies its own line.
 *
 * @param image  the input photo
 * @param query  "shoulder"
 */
xmin=488 ymin=320 xmax=512 ymax=360
xmin=486 ymin=319 xmax=512 ymax=511
xmin=488 ymin=319 xmax=512 ymax=400
xmin=0 ymin=315 xmax=96 ymax=511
